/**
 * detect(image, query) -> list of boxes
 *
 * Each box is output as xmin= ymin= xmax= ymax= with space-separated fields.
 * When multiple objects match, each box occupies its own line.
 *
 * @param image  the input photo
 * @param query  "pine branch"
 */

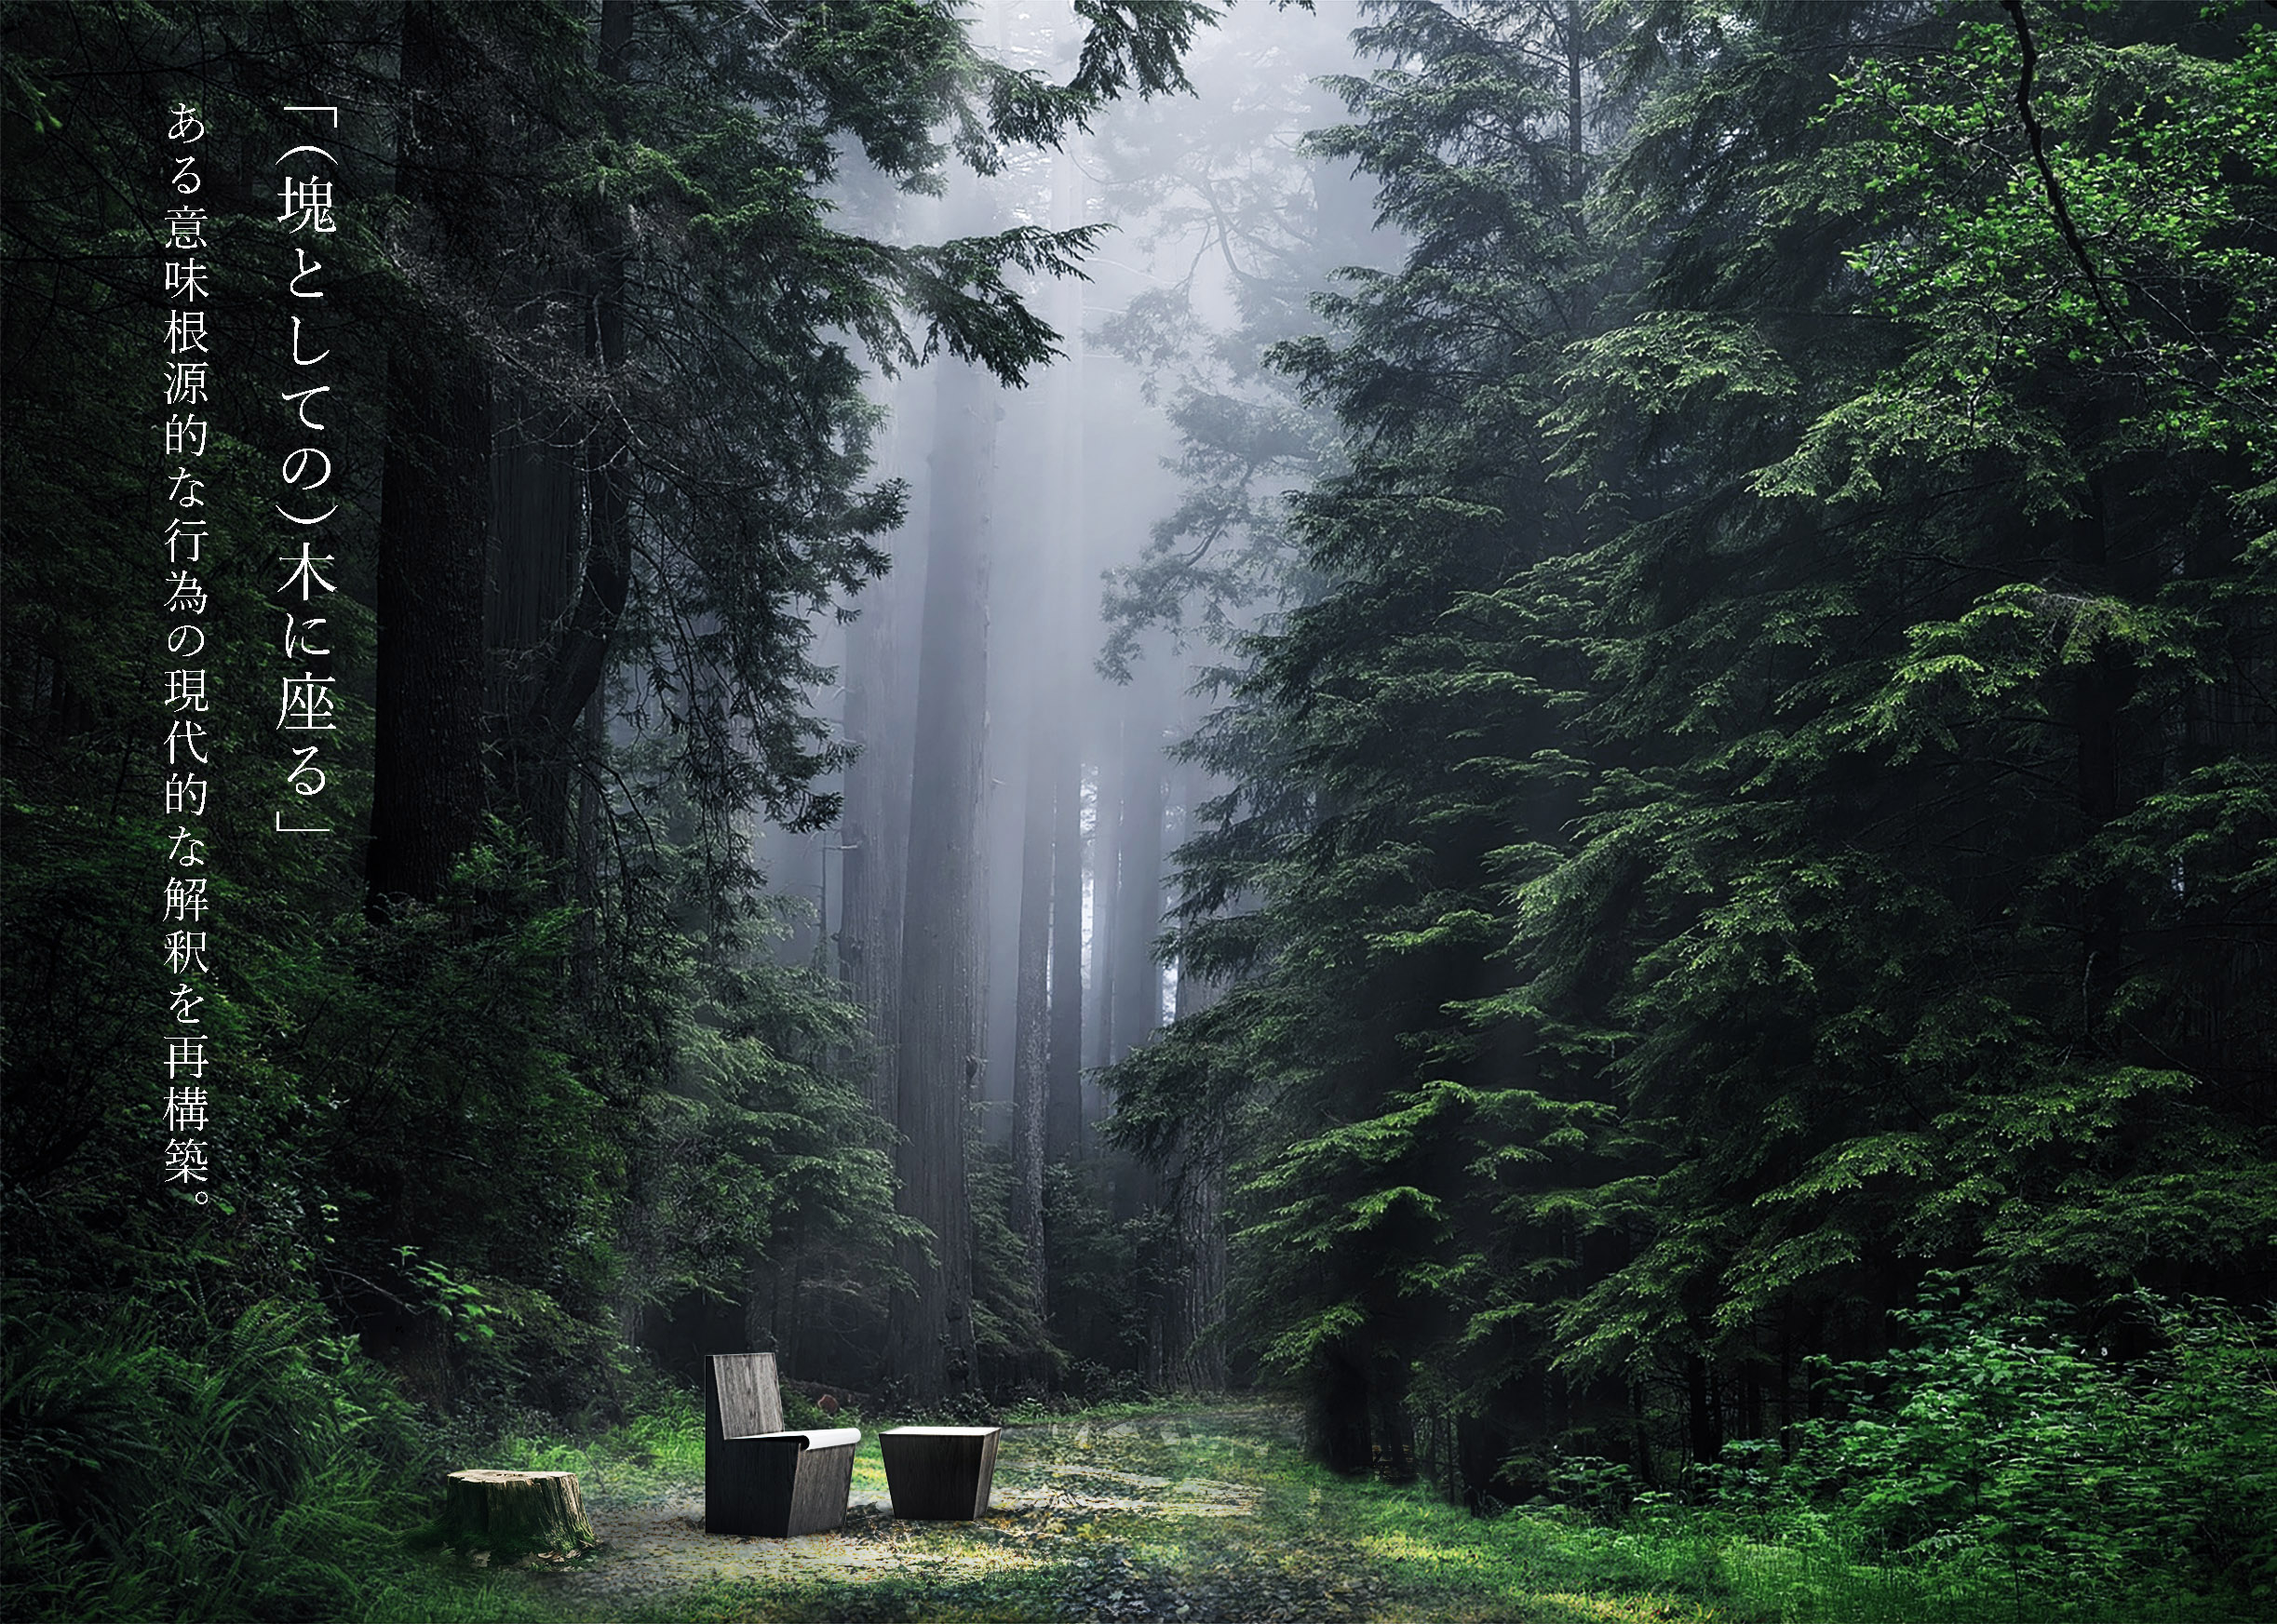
xmin=2000 ymin=0 xmax=2128 ymax=339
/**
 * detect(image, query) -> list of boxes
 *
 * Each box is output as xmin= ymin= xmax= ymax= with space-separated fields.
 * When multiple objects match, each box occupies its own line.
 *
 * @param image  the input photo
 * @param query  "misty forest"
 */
xmin=4 ymin=1 xmax=2274 ymax=1621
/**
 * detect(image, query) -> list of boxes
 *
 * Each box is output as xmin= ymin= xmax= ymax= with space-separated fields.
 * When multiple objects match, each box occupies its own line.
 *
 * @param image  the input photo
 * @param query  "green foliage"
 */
xmin=1774 ymin=1289 xmax=2277 ymax=1604
xmin=1087 ymin=10 xmax=1374 ymax=678
xmin=0 ymin=1302 xmax=424 ymax=1623
xmin=1034 ymin=1161 xmax=1174 ymax=1399
xmin=0 ymin=0 xmax=1236 ymax=1617
xmin=1107 ymin=0 xmax=2277 ymax=1574
xmin=3 ymin=0 xmax=2271 ymax=1613
xmin=966 ymin=1142 xmax=1057 ymax=1385
xmin=1109 ymin=0 xmax=1641 ymax=1473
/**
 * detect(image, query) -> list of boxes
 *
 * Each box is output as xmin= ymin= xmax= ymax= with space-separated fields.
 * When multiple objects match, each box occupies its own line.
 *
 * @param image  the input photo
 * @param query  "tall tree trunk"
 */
xmin=1166 ymin=757 xmax=1226 ymax=1390
xmin=1111 ymin=708 xmax=1166 ymax=1063
xmin=367 ymin=1 xmax=492 ymax=909
xmin=1045 ymin=731 xmax=1085 ymax=1161
xmin=535 ymin=0 xmax=633 ymax=755
xmin=487 ymin=391 xmax=582 ymax=858
xmin=1170 ymin=756 xmax=1221 ymax=1019
xmin=1009 ymin=703 xmax=1053 ymax=1335
xmin=572 ymin=681 xmax=605 ymax=1002
xmin=1043 ymin=140 xmax=1088 ymax=1161
xmin=840 ymin=392 xmax=914 ymax=1118
xmin=1565 ymin=0 xmax=1585 ymax=220
xmin=1315 ymin=1346 xmax=1373 ymax=1476
xmin=1686 ymin=1350 xmax=1722 ymax=1468
xmin=1088 ymin=714 xmax=1122 ymax=1072
xmin=886 ymin=351 xmax=994 ymax=1401
xmin=1168 ymin=1136 xmax=1227 ymax=1390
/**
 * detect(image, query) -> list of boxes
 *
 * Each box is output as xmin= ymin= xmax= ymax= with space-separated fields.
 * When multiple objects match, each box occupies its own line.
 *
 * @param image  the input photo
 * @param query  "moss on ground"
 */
xmin=373 ymin=1401 xmax=2251 ymax=1624
xmin=419 ymin=1403 xmax=1707 ymax=1623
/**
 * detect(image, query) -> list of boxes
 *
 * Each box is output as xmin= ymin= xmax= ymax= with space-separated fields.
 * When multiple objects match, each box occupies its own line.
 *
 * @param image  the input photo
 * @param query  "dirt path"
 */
xmin=527 ymin=1407 xmax=1424 ymax=1624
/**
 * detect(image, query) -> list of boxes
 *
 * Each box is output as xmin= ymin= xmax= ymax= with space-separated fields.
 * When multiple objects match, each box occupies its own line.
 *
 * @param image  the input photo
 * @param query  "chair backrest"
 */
xmin=706 ymin=1351 xmax=787 ymax=1441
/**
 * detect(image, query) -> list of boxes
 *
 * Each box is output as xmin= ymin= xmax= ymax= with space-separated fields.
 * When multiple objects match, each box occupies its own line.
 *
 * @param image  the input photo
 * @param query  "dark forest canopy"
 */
xmin=1114 ymin=0 xmax=2277 ymax=1462
xmin=3 ymin=0 xmax=2273 ymax=1618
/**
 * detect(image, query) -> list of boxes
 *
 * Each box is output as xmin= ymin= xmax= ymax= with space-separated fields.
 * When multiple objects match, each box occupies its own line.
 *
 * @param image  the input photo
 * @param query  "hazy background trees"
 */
xmin=4 ymin=0 xmax=2271 ymax=1614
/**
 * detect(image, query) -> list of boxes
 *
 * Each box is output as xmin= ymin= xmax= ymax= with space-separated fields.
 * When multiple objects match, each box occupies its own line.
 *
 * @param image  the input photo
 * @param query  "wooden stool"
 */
xmin=880 ymin=1425 xmax=1001 ymax=1520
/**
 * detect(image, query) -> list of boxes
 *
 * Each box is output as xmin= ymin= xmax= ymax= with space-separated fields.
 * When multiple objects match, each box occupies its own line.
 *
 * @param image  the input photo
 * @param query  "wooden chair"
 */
xmin=703 ymin=1352 xmax=861 ymax=1537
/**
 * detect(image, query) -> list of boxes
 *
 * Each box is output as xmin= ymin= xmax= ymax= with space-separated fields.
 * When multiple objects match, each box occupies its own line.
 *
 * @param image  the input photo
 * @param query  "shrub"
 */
xmin=1777 ymin=1286 xmax=2276 ymax=1604
xmin=0 ymin=1301 xmax=427 ymax=1621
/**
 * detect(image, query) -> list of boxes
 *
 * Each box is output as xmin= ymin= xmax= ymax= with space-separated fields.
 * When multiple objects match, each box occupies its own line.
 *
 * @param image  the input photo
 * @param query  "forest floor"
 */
xmin=371 ymin=1398 xmax=2249 ymax=1624
xmin=407 ymin=1402 xmax=1745 ymax=1624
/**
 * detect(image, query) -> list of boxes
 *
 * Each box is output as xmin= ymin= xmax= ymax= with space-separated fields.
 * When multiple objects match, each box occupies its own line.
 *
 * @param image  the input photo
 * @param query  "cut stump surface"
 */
xmin=442 ymin=1469 xmax=596 ymax=1554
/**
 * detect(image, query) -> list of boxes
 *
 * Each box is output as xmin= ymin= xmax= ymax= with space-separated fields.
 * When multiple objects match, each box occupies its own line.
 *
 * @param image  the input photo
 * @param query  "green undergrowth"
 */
xmin=11 ymin=1346 xmax=2255 ymax=1624
xmin=486 ymin=1391 xmax=713 ymax=1507
xmin=0 ymin=1299 xmax=574 ymax=1624
xmin=417 ymin=1398 xmax=2267 ymax=1624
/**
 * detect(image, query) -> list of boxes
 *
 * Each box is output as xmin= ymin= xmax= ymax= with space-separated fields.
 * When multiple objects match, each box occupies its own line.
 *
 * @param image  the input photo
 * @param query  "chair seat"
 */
xmin=724 ymin=1426 xmax=863 ymax=1451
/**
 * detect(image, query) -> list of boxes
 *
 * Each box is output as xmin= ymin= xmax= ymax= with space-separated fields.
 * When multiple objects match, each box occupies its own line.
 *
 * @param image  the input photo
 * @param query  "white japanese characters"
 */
xmin=274 ymin=105 xmax=342 ymax=834
xmin=160 ymin=101 xmax=212 ymax=1204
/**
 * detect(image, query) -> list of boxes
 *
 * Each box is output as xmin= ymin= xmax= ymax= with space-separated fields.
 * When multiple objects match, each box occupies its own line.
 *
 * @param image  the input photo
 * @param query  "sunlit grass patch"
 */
xmin=356 ymin=1394 xmax=2258 ymax=1624
xmin=1525 ymin=1592 xmax=1704 ymax=1622
xmin=485 ymin=1394 xmax=708 ymax=1508
xmin=849 ymin=1440 xmax=891 ymax=1495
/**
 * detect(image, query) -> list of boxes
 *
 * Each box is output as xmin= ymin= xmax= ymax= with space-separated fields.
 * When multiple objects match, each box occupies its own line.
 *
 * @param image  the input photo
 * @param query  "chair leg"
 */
xmin=784 ymin=1442 xmax=857 ymax=1536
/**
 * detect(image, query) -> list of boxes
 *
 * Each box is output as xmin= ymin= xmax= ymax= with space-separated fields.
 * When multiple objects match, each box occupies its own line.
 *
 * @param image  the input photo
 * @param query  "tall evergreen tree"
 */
xmin=1117 ymin=0 xmax=2273 ymax=1493
xmin=1112 ymin=0 xmax=1622 ymax=1473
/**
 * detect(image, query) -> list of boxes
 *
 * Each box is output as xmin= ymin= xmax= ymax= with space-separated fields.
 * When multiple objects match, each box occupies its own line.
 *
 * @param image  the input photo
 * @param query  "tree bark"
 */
xmin=1010 ymin=702 xmax=1054 ymax=1332
xmin=1171 ymin=757 xmax=1221 ymax=1020
xmin=1164 ymin=759 xmax=1225 ymax=1389
xmin=1087 ymin=712 xmax=1122 ymax=1072
xmin=532 ymin=0 xmax=633 ymax=752
xmin=1166 ymin=1137 xmax=1227 ymax=1390
xmin=886 ymin=351 xmax=994 ymax=1402
xmin=1045 ymin=728 xmax=1085 ymax=1161
xmin=571 ymin=680 xmax=605 ymax=1002
xmin=1043 ymin=140 xmax=1088 ymax=1161
xmin=1687 ymin=1350 xmax=1723 ymax=1468
xmin=441 ymin=1470 xmax=594 ymax=1555
xmin=1111 ymin=704 xmax=1166 ymax=1063
xmin=487 ymin=389 xmax=582 ymax=859
xmin=840 ymin=445 xmax=912 ymax=1119
xmin=1565 ymin=0 xmax=1585 ymax=221
xmin=1314 ymin=1345 xmax=1373 ymax=1476
xmin=367 ymin=1 xmax=492 ymax=909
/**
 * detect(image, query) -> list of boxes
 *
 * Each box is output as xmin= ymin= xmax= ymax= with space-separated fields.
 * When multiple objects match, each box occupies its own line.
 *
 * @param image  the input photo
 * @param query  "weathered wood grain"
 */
xmin=703 ymin=1353 xmax=859 ymax=1537
xmin=880 ymin=1425 xmax=1001 ymax=1520
xmin=706 ymin=1350 xmax=787 ymax=1440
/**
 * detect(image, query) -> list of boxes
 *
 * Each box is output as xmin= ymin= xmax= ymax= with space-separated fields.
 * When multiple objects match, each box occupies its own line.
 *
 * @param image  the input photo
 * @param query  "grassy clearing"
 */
xmin=361 ymin=1400 xmax=2259 ymax=1624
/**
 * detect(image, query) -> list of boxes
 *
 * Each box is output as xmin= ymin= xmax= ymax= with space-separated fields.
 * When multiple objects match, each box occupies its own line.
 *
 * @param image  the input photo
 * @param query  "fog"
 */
xmin=756 ymin=2 xmax=1393 ymax=1174
xmin=14 ymin=0 xmax=2264 ymax=1604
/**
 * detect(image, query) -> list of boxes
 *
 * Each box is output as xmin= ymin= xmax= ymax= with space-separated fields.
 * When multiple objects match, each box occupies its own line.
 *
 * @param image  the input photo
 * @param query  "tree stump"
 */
xmin=441 ymin=1470 xmax=595 ymax=1556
